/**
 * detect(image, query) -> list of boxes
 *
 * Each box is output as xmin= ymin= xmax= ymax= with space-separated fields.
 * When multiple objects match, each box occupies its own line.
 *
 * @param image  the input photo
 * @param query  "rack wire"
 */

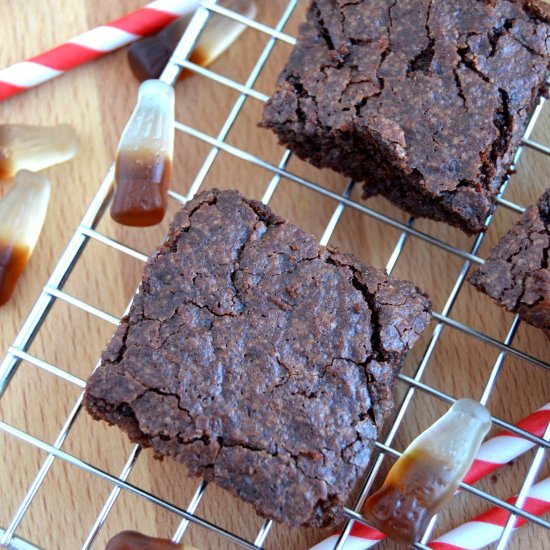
xmin=1 ymin=1 xmax=549 ymax=548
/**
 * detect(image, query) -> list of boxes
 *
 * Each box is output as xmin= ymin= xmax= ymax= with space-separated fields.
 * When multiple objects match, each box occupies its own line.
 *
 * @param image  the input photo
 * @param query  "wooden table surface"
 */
xmin=0 ymin=1 xmax=548 ymax=549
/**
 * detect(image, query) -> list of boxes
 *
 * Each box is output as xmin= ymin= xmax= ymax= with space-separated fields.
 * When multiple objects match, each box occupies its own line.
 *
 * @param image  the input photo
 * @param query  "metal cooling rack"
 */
xmin=1 ymin=1 xmax=549 ymax=548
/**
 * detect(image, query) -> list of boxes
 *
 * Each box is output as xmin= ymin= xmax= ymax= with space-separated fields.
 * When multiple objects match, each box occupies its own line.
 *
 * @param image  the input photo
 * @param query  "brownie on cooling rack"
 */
xmin=84 ymin=188 xmax=431 ymax=528
xmin=261 ymin=0 xmax=550 ymax=234
xmin=470 ymin=188 xmax=550 ymax=335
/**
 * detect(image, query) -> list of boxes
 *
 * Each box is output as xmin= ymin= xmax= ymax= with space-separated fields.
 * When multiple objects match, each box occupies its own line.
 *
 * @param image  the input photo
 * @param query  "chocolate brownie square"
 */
xmin=469 ymin=188 xmax=550 ymax=334
xmin=261 ymin=0 xmax=550 ymax=234
xmin=84 ymin=189 xmax=431 ymax=527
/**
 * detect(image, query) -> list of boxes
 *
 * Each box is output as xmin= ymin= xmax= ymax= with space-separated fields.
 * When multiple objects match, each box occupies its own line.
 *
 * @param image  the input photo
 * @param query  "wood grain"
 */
xmin=0 ymin=1 xmax=548 ymax=549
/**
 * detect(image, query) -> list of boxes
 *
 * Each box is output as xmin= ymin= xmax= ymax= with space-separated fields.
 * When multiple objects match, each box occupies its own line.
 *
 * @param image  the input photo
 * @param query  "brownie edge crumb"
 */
xmin=84 ymin=188 xmax=431 ymax=528
xmin=469 ymin=188 xmax=550 ymax=335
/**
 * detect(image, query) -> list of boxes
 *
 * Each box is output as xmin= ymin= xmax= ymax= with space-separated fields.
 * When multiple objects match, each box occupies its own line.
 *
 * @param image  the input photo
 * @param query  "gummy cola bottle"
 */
xmin=364 ymin=399 xmax=492 ymax=544
xmin=110 ymin=80 xmax=175 ymax=227
xmin=0 ymin=170 xmax=51 ymax=305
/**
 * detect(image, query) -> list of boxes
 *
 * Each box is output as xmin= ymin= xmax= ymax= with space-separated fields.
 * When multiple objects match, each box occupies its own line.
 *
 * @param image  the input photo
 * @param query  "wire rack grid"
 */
xmin=0 ymin=1 xmax=549 ymax=549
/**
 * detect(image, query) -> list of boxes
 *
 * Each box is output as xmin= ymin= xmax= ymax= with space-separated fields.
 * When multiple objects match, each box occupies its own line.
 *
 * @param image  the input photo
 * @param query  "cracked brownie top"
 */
xmin=84 ymin=189 xmax=431 ymax=527
xmin=470 ymin=187 xmax=550 ymax=332
xmin=262 ymin=0 xmax=550 ymax=233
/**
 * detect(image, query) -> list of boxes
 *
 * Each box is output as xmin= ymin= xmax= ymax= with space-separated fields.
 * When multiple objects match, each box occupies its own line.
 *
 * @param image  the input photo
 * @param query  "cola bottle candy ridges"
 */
xmin=0 ymin=170 xmax=51 ymax=306
xmin=363 ymin=399 xmax=492 ymax=544
xmin=128 ymin=0 xmax=257 ymax=82
xmin=0 ymin=124 xmax=79 ymax=180
xmin=110 ymin=80 xmax=175 ymax=227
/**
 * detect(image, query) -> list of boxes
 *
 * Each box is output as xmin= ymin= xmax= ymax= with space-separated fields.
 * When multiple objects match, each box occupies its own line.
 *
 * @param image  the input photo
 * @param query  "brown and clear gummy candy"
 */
xmin=110 ymin=79 xmax=175 ymax=227
xmin=127 ymin=0 xmax=257 ymax=81
xmin=363 ymin=399 xmax=492 ymax=544
xmin=0 ymin=123 xmax=78 ymax=180
xmin=0 ymin=170 xmax=51 ymax=305
xmin=105 ymin=530 xmax=200 ymax=550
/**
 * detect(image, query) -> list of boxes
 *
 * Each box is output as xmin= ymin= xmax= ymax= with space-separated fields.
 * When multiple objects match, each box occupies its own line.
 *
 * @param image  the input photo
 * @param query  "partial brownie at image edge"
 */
xmin=469 ymin=188 xmax=550 ymax=335
xmin=84 ymin=188 xmax=431 ymax=528
xmin=261 ymin=0 xmax=550 ymax=234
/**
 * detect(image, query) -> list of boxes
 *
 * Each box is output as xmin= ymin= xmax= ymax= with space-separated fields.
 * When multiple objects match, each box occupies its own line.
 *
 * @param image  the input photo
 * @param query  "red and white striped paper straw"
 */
xmin=462 ymin=403 xmax=550 ymax=485
xmin=463 ymin=403 xmax=550 ymax=485
xmin=429 ymin=477 xmax=550 ymax=550
xmin=0 ymin=0 xmax=200 ymax=101
xmin=310 ymin=403 xmax=550 ymax=550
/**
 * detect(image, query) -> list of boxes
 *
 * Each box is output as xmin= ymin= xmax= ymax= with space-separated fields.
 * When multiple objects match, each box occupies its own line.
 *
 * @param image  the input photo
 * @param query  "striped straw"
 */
xmin=0 ymin=0 xmax=201 ymax=101
xmin=429 ymin=477 xmax=550 ymax=550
